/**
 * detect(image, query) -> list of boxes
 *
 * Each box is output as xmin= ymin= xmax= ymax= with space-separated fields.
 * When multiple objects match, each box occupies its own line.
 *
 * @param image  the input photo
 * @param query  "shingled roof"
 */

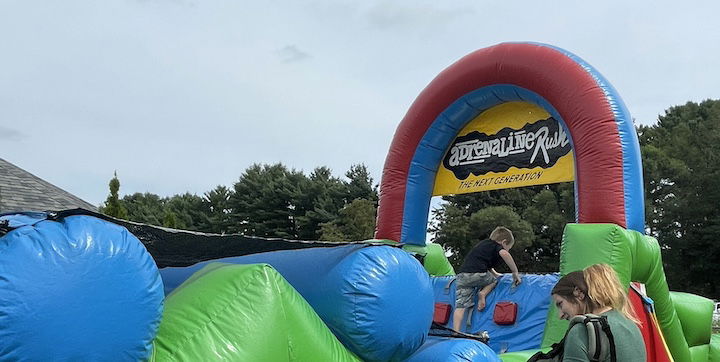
xmin=0 ymin=158 xmax=98 ymax=213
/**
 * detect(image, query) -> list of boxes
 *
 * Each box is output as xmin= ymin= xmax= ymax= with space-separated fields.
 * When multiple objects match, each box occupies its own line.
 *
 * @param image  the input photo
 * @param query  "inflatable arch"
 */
xmin=375 ymin=42 xmax=644 ymax=245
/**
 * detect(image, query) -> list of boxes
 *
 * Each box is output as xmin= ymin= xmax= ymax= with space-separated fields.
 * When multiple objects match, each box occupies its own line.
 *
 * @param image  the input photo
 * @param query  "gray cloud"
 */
xmin=277 ymin=45 xmax=311 ymax=63
xmin=0 ymin=126 xmax=25 ymax=141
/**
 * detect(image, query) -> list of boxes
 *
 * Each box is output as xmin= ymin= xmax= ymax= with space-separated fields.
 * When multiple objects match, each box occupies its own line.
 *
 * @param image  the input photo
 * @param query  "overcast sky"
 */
xmin=1 ymin=1 xmax=718 ymax=207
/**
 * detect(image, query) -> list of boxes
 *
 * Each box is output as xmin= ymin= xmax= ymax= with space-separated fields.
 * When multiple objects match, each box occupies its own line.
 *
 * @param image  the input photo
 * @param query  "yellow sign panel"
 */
xmin=433 ymin=102 xmax=574 ymax=196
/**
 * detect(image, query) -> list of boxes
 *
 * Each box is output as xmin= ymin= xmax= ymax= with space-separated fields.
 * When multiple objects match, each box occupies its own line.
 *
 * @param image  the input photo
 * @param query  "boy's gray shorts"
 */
xmin=454 ymin=272 xmax=497 ymax=308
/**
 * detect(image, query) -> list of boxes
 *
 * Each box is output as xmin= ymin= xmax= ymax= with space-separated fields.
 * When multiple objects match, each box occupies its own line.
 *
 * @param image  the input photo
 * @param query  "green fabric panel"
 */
xmin=402 ymin=244 xmax=427 ymax=256
xmin=670 ymin=292 xmax=714 ymax=347
xmin=541 ymin=223 xmax=691 ymax=362
xmin=499 ymin=348 xmax=548 ymax=362
xmin=403 ymin=243 xmax=455 ymax=276
xmin=709 ymin=334 xmax=720 ymax=362
xmin=542 ymin=223 xmax=630 ymax=348
xmin=631 ymin=233 xmax=690 ymax=362
xmin=689 ymin=344 xmax=710 ymax=362
xmin=560 ymin=224 xmax=634 ymax=284
xmin=165 ymin=262 xmax=227 ymax=298
xmin=150 ymin=263 xmax=361 ymax=362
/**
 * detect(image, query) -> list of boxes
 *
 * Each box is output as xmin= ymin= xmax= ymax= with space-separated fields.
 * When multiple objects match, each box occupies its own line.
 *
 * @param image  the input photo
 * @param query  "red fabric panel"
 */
xmin=629 ymin=289 xmax=673 ymax=362
xmin=433 ymin=303 xmax=452 ymax=325
xmin=376 ymin=43 xmax=626 ymax=242
xmin=493 ymin=301 xmax=518 ymax=325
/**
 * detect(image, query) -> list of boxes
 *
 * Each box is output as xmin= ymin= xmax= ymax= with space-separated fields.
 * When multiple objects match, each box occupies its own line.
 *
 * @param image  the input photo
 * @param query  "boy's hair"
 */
xmin=551 ymin=264 xmax=639 ymax=324
xmin=489 ymin=226 xmax=514 ymax=246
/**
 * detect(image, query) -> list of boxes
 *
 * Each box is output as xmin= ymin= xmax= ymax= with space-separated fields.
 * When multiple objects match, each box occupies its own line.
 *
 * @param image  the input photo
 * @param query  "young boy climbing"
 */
xmin=452 ymin=226 xmax=522 ymax=332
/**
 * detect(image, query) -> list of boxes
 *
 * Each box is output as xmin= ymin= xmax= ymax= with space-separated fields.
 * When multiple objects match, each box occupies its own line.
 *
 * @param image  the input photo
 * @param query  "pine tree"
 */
xmin=101 ymin=171 xmax=128 ymax=219
xmin=319 ymin=199 xmax=377 ymax=242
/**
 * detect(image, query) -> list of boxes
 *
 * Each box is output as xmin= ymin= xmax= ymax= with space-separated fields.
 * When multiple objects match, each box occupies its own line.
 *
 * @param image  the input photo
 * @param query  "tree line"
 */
xmin=101 ymin=100 xmax=720 ymax=299
xmin=100 ymin=164 xmax=378 ymax=242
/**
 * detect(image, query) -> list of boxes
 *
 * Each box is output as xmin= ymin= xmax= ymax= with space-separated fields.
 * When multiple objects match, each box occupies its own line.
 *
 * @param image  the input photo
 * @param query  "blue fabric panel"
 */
xmin=160 ymin=243 xmax=368 ymax=295
xmin=0 ymin=214 xmax=164 ymax=361
xmin=0 ymin=212 xmax=47 ymax=228
xmin=405 ymin=335 xmax=500 ymax=362
xmin=530 ymin=42 xmax=645 ymax=232
xmin=161 ymin=244 xmax=434 ymax=362
xmin=430 ymin=273 xmax=560 ymax=353
xmin=431 ymin=275 xmax=460 ymax=325
xmin=402 ymin=85 xmax=570 ymax=244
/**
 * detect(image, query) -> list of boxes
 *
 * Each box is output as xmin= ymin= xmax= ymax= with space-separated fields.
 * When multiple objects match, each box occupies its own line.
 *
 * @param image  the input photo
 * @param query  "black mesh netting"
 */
xmin=46 ymin=209 xmax=361 ymax=268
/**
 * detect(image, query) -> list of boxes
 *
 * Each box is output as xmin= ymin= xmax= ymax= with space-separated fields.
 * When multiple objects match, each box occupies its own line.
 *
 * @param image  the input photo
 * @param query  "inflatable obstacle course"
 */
xmin=3 ymin=42 xmax=720 ymax=361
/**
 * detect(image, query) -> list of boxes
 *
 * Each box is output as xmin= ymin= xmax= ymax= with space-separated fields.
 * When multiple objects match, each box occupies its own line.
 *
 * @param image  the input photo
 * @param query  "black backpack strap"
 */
xmin=599 ymin=316 xmax=617 ymax=362
xmin=527 ymin=320 xmax=579 ymax=361
xmin=570 ymin=314 xmax=617 ymax=362
xmin=527 ymin=339 xmax=565 ymax=362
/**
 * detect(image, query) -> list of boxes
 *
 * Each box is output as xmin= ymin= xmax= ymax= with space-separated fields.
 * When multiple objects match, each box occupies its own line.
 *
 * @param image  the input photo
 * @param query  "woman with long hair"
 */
xmin=548 ymin=264 xmax=645 ymax=361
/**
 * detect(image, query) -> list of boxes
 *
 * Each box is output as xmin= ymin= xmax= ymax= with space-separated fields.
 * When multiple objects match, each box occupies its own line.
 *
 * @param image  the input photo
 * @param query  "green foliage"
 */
xmin=344 ymin=164 xmax=378 ymax=203
xmin=521 ymin=185 xmax=575 ymax=272
xmin=108 ymin=163 xmax=377 ymax=243
xmin=320 ymin=199 xmax=377 ymax=242
xmin=431 ymin=183 xmax=574 ymax=272
xmin=119 ymin=189 xmax=229 ymax=232
xmin=639 ymin=100 xmax=720 ymax=299
xmin=293 ymin=167 xmax=346 ymax=240
xmin=227 ymin=163 xmax=305 ymax=238
xmin=469 ymin=206 xmax=534 ymax=250
xmin=122 ymin=192 xmax=164 ymax=225
xmin=100 ymin=172 xmax=128 ymax=219
xmin=164 ymin=193 xmax=210 ymax=231
xmin=204 ymin=185 xmax=233 ymax=234
xmin=223 ymin=163 xmax=377 ymax=240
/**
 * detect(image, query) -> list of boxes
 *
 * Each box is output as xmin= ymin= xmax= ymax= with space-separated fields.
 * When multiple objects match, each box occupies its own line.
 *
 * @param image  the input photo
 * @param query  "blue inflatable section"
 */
xmin=406 ymin=336 xmax=501 ymax=362
xmin=161 ymin=244 xmax=434 ymax=362
xmin=431 ymin=273 xmax=559 ymax=353
xmin=0 ymin=213 xmax=164 ymax=361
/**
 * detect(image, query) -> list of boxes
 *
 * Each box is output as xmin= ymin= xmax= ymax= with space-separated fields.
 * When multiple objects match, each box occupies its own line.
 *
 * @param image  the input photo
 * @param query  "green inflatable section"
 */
xmin=403 ymin=243 xmax=455 ymax=276
xmin=150 ymin=262 xmax=361 ymax=361
xmin=499 ymin=348 xmax=549 ymax=361
xmin=670 ymin=292 xmax=715 ymax=348
xmin=538 ymin=223 xmax=720 ymax=362
xmin=710 ymin=334 xmax=720 ymax=362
